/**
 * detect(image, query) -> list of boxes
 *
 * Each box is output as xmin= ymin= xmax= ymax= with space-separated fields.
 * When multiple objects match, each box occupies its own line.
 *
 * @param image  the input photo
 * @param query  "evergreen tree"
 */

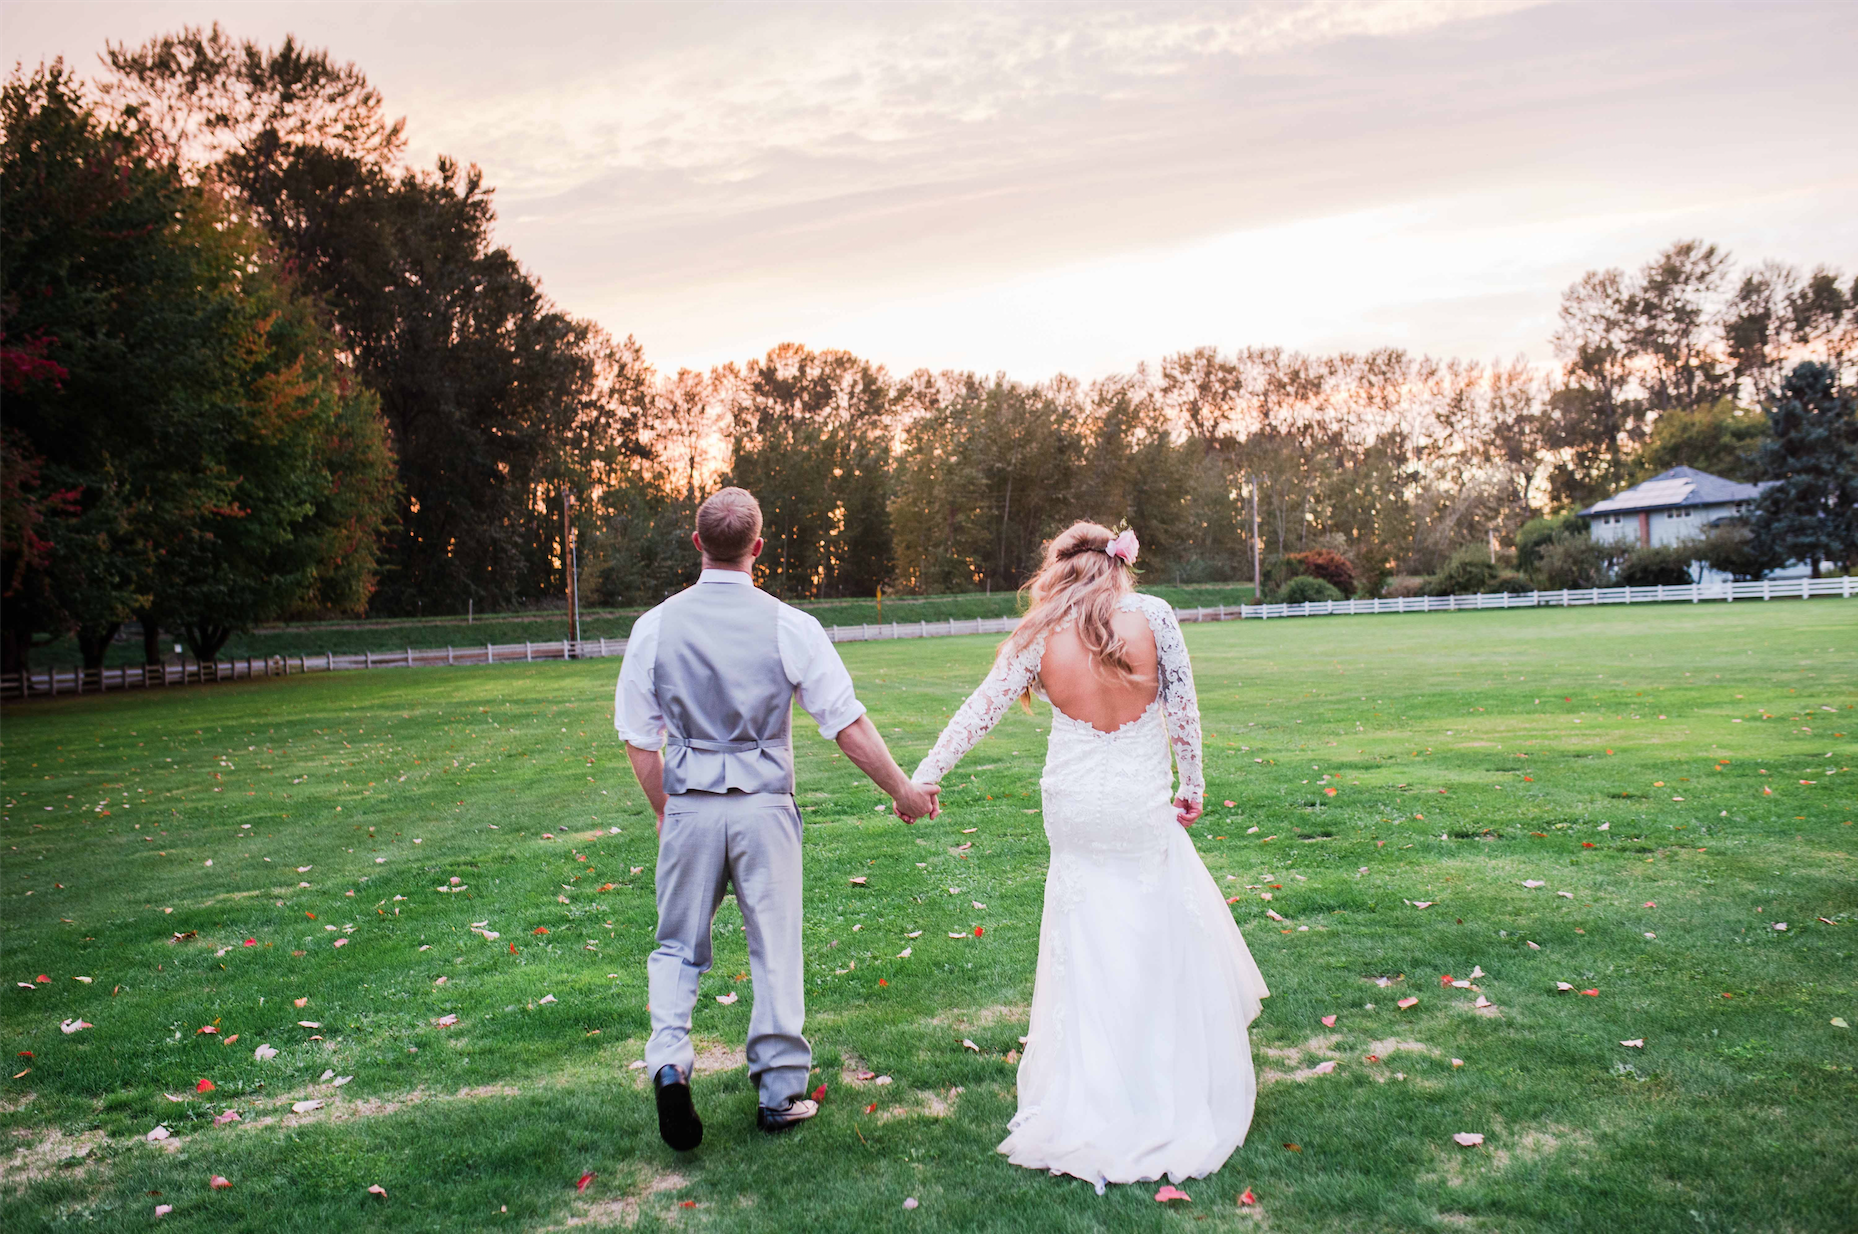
xmin=1750 ymin=363 xmax=1858 ymax=576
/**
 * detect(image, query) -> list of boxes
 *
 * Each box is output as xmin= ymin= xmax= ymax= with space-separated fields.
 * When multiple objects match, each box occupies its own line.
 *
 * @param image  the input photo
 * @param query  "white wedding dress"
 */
xmin=914 ymin=593 xmax=1269 ymax=1191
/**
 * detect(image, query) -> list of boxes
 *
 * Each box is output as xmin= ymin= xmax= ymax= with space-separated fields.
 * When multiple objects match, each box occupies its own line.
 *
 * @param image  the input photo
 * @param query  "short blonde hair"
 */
xmin=696 ymin=487 xmax=762 ymax=562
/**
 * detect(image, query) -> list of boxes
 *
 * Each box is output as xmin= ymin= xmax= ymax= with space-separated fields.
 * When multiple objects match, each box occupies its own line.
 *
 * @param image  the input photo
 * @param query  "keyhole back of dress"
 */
xmin=1039 ymin=609 xmax=1160 ymax=733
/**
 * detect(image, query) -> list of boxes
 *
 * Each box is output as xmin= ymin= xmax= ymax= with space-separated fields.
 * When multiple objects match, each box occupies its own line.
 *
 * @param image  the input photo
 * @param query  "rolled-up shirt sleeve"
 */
xmin=613 ymin=608 xmax=666 ymax=749
xmin=780 ymin=607 xmax=867 ymax=740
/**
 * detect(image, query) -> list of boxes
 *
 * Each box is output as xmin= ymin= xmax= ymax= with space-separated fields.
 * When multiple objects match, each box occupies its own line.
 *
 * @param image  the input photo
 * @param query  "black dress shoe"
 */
xmin=653 ymin=1064 xmax=702 ymax=1151
xmin=756 ymin=1097 xmax=819 ymax=1134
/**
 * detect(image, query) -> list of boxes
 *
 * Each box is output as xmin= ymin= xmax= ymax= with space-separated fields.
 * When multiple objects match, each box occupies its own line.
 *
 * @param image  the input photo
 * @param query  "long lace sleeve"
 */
xmin=911 ymin=638 xmax=1043 ymax=783
xmin=1140 ymin=595 xmax=1204 ymax=803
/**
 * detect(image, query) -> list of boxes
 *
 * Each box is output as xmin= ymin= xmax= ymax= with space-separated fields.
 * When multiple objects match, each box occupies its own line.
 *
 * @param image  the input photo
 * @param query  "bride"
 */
xmin=912 ymin=521 xmax=1269 ymax=1192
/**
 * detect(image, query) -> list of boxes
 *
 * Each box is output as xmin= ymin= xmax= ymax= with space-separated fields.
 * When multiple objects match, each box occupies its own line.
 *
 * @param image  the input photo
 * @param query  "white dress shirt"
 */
xmin=614 ymin=569 xmax=868 ymax=749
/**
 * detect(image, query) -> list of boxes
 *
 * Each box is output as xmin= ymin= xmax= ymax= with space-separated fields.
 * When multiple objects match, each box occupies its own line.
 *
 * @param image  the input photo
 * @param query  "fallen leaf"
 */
xmin=215 ymin=1110 xmax=241 ymax=1125
xmin=253 ymin=1044 xmax=277 ymax=1060
xmin=1309 ymin=1060 xmax=1337 ymax=1075
xmin=1832 ymin=1018 xmax=1849 ymax=1028
xmin=849 ymin=877 xmax=868 ymax=886
xmin=1321 ymin=1015 xmax=1337 ymax=1027
xmin=1397 ymin=997 xmax=1418 ymax=1009
xmin=59 ymin=1019 xmax=92 ymax=1034
xmin=367 ymin=1184 xmax=387 ymax=1198
xmin=1772 ymin=922 xmax=1788 ymax=932
xmin=1239 ymin=1188 xmax=1257 ymax=1206
xmin=155 ymin=1204 xmax=172 ymax=1217
xmin=812 ymin=1083 xmax=827 ymax=1101
xmin=904 ymin=1197 xmax=920 ymax=1209
xmin=715 ymin=992 xmax=739 ymax=1005
xmin=1474 ymin=995 xmax=1493 ymax=1009
xmin=577 ymin=1173 xmax=594 ymax=1193
xmin=1620 ymin=1039 xmax=1644 ymax=1048
xmin=1411 ymin=901 xmax=1434 ymax=910
xmin=291 ymin=1099 xmax=324 ymax=1114
xmin=1583 ymin=989 xmax=1599 ymax=997
xmin=538 ymin=994 xmax=557 ymax=1005
xmin=196 ymin=1025 xmax=218 ymax=1035
xmin=1155 ymin=1185 xmax=1192 ymax=1203
xmin=1557 ymin=891 xmax=1574 ymax=899
xmin=1451 ymin=1058 xmax=1464 ymax=1067
xmin=297 ymin=1020 xmax=321 ymax=1028
xmin=1453 ymin=1133 xmax=1484 ymax=1147
xmin=195 ymin=1078 xmax=215 ymax=1093
xmin=433 ymin=1014 xmax=458 ymax=1027
xmin=1522 ymin=880 xmax=1545 ymax=888
xmin=146 ymin=1125 xmax=171 ymax=1142
xmin=209 ymin=1175 xmax=232 ymax=1190
xmin=962 ymin=1039 xmax=980 ymax=1052
xmin=897 ymin=947 xmax=912 ymax=959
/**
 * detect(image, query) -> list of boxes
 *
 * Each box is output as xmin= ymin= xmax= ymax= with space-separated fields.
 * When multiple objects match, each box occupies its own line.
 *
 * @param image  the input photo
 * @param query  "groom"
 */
xmin=615 ymin=487 xmax=938 ymax=1150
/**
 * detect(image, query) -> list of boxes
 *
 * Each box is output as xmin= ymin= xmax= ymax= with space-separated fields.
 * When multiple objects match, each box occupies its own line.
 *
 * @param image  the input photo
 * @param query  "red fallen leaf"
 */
xmin=576 ymin=1173 xmax=594 ymax=1192
xmin=243 ymin=939 xmax=256 ymax=947
xmin=680 ymin=1201 xmax=697 ymax=1209
xmin=1396 ymin=996 xmax=1418 ymax=1009
xmin=878 ymin=978 xmax=889 ymax=987
xmin=1321 ymin=1015 xmax=1336 ymax=1027
xmin=1582 ymin=989 xmax=1599 ymax=997
xmin=812 ymin=1084 xmax=827 ymax=1102
xmin=209 ymin=1176 xmax=232 ymax=1190
xmin=866 ymin=1103 xmax=877 ymax=1114
xmin=1155 ymin=1185 xmax=1192 ymax=1203
xmin=196 ymin=1025 xmax=218 ymax=1035
xmin=1223 ymin=800 xmax=1236 ymax=808
xmin=1239 ymin=1188 xmax=1258 ymax=1206
xmin=195 ymin=1078 xmax=215 ymax=1093
xmin=1226 ymin=896 xmax=1242 ymax=904
xmin=510 ymin=943 xmax=517 ymax=954
xmin=1582 ymin=842 xmax=1595 ymax=848
xmin=34 ymin=975 xmax=49 ymax=984
xmin=533 ymin=927 xmax=550 ymax=935
xmin=16 ymin=1051 xmax=30 ymax=1058
xmin=1438 ymin=974 xmax=1455 ymax=987
xmin=367 ymin=1184 xmax=387 ymax=1198
xmin=974 ymin=927 xmax=984 ymax=937
xmin=1523 ymin=776 xmax=1534 ymax=782
xmin=1324 ymin=787 xmax=1336 ymax=796
xmin=1365 ymin=1054 xmax=1380 ymax=1063
xmin=1644 ymin=902 xmax=1656 ymax=909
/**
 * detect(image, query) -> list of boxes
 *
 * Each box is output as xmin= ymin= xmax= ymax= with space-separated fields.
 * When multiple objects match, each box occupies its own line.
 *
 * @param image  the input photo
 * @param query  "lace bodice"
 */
xmin=912 ymin=593 xmax=1204 ymax=802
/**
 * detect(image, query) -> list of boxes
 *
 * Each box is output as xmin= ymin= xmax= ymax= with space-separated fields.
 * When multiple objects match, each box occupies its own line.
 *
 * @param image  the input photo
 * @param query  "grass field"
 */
xmin=2 ymin=600 xmax=1854 ymax=1233
xmin=28 ymin=584 xmax=1257 ymax=669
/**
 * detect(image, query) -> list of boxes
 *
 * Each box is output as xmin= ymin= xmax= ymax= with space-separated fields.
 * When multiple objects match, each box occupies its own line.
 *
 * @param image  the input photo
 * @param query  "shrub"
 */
xmin=1616 ymin=543 xmax=1697 ymax=587
xmin=1532 ymin=531 xmax=1613 ymax=590
xmin=1276 ymin=575 xmax=1345 ymax=605
xmin=1695 ymin=521 xmax=1785 ymax=581
xmin=1383 ymin=576 xmax=1427 ymax=599
xmin=1281 ymin=549 xmax=1355 ymax=596
xmin=1423 ymin=547 xmax=1502 ymax=596
xmin=1488 ymin=571 xmax=1535 ymax=594
xmin=1515 ymin=512 xmax=1584 ymax=574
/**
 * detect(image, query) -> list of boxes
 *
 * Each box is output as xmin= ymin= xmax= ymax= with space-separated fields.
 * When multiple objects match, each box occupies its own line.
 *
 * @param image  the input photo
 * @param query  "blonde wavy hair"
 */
xmin=1001 ymin=521 xmax=1139 ymax=711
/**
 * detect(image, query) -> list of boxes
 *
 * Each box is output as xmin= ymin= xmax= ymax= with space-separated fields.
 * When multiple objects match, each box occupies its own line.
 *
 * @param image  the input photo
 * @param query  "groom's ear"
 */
xmin=749 ymin=536 xmax=764 ymax=561
xmin=691 ymin=531 xmax=705 ymax=556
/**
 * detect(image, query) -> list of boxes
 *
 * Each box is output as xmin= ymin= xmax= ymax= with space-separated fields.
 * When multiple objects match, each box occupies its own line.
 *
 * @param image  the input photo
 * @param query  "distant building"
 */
xmin=1579 ymin=466 xmax=1768 ymax=549
xmin=1578 ymin=465 xmax=1816 ymax=580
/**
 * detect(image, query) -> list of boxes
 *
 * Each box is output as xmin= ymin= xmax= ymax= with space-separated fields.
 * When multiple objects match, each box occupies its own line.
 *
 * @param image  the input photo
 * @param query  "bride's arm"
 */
xmin=911 ymin=641 xmax=1042 ymax=784
xmin=1145 ymin=597 xmax=1205 ymax=807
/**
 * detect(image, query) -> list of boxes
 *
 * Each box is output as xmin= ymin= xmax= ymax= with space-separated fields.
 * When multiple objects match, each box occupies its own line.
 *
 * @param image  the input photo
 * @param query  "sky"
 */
xmin=5 ymin=0 xmax=1854 ymax=382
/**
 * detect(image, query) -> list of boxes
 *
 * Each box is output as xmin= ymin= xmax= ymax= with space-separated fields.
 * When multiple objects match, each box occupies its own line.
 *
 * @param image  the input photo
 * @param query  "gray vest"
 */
xmin=653 ymin=581 xmax=796 ymax=796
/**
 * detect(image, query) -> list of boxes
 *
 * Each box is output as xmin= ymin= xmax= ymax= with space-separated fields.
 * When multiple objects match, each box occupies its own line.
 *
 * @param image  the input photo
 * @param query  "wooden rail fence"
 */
xmin=3 ymin=576 xmax=1850 ymax=701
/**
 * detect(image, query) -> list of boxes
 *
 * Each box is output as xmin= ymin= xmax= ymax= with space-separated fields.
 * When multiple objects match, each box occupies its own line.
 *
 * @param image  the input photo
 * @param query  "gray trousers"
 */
xmin=645 ymin=790 xmax=810 ymax=1107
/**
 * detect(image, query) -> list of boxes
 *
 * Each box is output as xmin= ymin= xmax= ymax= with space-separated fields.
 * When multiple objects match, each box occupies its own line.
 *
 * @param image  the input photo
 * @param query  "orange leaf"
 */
xmin=195 ymin=1078 xmax=215 ymax=1093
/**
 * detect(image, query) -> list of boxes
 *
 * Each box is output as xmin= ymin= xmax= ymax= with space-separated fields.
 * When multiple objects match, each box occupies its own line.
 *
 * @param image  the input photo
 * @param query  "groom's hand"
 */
xmin=1173 ymin=797 xmax=1203 ymax=828
xmin=894 ymin=781 xmax=940 ymax=824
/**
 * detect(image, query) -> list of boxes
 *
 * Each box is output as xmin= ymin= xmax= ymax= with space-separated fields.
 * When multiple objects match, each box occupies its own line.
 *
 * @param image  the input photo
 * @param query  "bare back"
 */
xmin=1040 ymin=608 xmax=1160 ymax=733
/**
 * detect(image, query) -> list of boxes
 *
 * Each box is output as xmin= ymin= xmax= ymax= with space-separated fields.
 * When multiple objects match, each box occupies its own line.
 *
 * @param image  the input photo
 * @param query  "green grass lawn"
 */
xmin=28 ymin=584 xmax=1257 ymax=669
xmin=2 ymin=600 xmax=1854 ymax=1232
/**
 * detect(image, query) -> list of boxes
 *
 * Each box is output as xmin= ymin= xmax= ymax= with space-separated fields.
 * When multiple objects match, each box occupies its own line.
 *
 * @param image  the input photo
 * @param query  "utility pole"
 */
xmin=1249 ymin=474 xmax=1262 ymax=599
xmin=562 ymin=489 xmax=581 ymax=653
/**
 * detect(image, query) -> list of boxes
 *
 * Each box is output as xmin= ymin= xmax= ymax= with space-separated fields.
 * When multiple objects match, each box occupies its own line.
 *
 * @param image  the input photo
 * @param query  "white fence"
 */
xmin=3 ymin=577 xmax=1850 ymax=701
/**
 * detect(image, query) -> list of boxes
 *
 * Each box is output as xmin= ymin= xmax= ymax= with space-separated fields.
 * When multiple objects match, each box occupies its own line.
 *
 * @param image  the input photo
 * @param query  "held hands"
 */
xmin=893 ymin=781 xmax=941 ymax=824
xmin=1173 ymin=796 xmax=1203 ymax=828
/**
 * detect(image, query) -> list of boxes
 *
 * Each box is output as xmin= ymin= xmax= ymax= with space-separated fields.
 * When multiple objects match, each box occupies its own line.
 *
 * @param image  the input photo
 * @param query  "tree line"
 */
xmin=4 ymin=27 xmax=1854 ymax=673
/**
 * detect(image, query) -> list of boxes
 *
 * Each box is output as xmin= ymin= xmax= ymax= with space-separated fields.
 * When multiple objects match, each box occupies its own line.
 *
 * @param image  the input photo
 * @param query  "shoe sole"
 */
xmin=655 ymin=1080 xmax=703 ymax=1151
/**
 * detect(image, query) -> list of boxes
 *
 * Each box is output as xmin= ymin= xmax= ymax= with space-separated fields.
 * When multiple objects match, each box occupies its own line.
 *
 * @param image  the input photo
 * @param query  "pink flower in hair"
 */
xmin=1105 ymin=529 xmax=1139 ymax=564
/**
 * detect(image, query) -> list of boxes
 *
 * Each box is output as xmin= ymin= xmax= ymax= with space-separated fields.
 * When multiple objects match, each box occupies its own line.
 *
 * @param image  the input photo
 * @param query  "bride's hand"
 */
xmin=1173 ymin=797 xmax=1203 ymax=828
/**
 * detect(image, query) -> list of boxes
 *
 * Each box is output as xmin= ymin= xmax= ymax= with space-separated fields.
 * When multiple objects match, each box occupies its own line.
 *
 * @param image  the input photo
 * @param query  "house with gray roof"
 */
xmin=1579 ymin=465 xmax=1769 ymax=550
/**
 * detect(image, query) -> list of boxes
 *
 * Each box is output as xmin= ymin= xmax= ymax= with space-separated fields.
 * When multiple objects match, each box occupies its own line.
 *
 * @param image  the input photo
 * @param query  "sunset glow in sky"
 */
xmin=6 ymin=0 xmax=1854 ymax=380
